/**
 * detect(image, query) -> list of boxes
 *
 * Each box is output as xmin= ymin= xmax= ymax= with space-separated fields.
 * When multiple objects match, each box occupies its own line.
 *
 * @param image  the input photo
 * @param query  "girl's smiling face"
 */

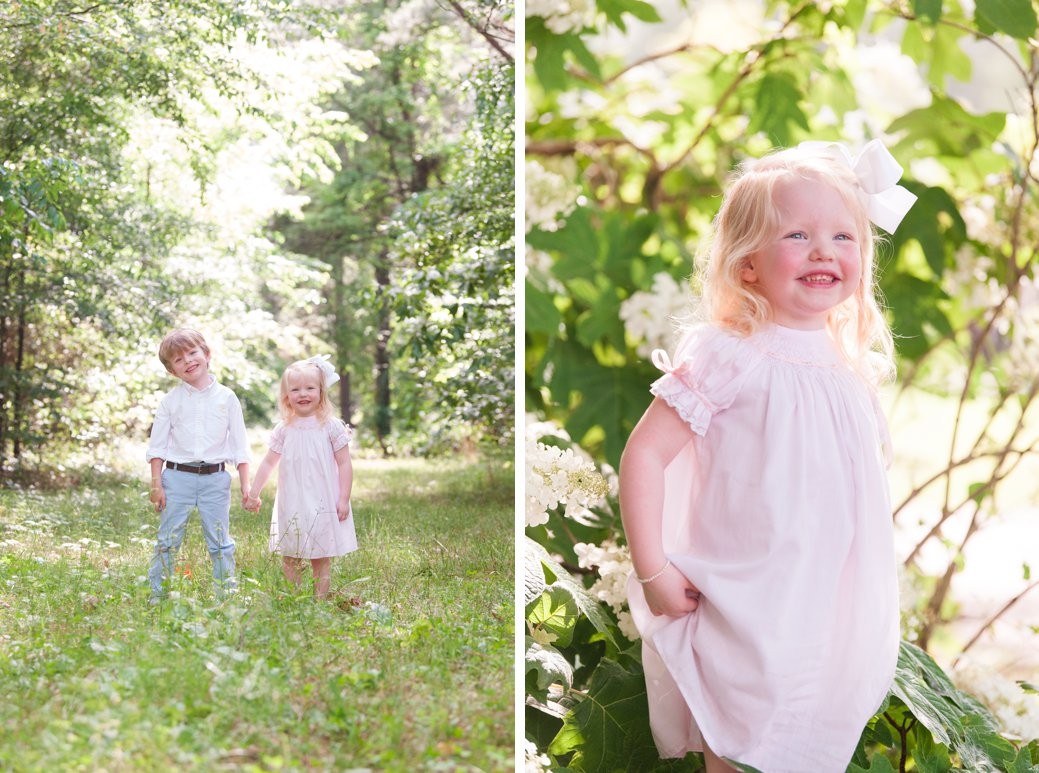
xmin=169 ymin=346 xmax=211 ymax=388
xmin=286 ymin=368 xmax=323 ymax=418
xmin=740 ymin=176 xmax=863 ymax=330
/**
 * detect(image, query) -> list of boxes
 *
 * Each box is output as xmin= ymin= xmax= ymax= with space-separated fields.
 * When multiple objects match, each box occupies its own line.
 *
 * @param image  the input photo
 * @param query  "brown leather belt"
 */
xmin=165 ymin=461 xmax=225 ymax=475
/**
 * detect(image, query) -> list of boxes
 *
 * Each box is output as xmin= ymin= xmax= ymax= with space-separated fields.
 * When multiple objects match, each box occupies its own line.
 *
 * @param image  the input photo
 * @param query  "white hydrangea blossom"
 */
xmin=960 ymin=193 xmax=1003 ymax=246
xmin=525 ymin=738 xmax=552 ymax=772
xmin=619 ymin=272 xmax=694 ymax=357
xmin=525 ymin=418 xmax=609 ymax=527
xmin=953 ymin=659 xmax=1039 ymax=741
xmin=525 ymin=159 xmax=580 ymax=233
xmin=574 ymin=539 xmax=639 ymax=641
xmin=526 ymin=0 xmax=596 ymax=35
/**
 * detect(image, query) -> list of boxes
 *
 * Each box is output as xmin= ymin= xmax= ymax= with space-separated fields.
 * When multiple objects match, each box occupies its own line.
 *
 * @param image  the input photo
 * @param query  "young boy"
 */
xmin=146 ymin=328 xmax=250 ymax=603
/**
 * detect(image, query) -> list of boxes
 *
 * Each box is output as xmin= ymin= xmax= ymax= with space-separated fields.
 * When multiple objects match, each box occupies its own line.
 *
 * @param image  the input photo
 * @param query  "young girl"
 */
xmin=246 ymin=356 xmax=357 ymax=598
xmin=619 ymin=140 xmax=916 ymax=772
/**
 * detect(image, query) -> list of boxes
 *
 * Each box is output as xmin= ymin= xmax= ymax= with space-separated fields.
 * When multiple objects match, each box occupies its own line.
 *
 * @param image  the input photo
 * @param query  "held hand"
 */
xmin=243 ymin=494 xmax=261 ymax=512
xmin=642 ymin=564 xmax=702 ymax=618
xmin=336 ymin=500 xmax=350 ymax=522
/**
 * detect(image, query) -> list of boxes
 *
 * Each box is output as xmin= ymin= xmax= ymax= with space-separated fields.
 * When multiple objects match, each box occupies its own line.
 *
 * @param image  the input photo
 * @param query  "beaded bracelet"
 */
xmin=636 ymin=558 xmax=671 ymax=584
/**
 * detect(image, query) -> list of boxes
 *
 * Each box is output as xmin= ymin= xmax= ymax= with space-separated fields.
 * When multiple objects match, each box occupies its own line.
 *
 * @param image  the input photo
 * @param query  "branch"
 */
xmin=441 ymin=0 xmax=514 ymax=63
xmin=953 ymin=577 xmax=1039 ymax=665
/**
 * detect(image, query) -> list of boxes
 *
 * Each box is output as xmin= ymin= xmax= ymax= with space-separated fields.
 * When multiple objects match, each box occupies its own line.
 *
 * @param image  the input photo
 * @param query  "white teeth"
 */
xmin=802 ymin=274 xmax=836 ymax=283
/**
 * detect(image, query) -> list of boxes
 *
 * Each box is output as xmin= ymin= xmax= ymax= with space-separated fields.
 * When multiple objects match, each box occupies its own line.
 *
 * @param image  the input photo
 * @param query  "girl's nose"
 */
xmin=810 ymin=242 xmax=835 ymax=260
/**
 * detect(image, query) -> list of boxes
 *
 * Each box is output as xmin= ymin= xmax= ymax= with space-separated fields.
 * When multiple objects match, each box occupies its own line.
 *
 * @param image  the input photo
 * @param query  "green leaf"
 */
xmin=890 ymin=640 xmax=1000 ymax=757
xmin=882 ymin=274 xmax=952 ymax=360
xmin=525 ymin=538 xmax=621 ymax=649
xmin=959 ymin=714 xmax=1017 ymax=769
xmin=528 ymin=587 xmax=580 ymax=647
xmin=549 ymin=658 xmax=652 ymax=770
xmin=848 ymin=753 xmax=897 ymax=773
xmin=747 ymin=71 xmax=809 ymax=146
xmin=532 ymin=208 xmax=600 ymax=280
xmin=526 ymin=283 xmax=563 ymax=336
xmin=525 ymin=635 xmax=574 ymax=692
xmin=914 ymin=0 xmax=944 ymax=23
xmin=975 ymin=0 xmax=1038 ymax=39
xmin=551 ymin=342 xmax=653 ymax=467
xmin=888 ymin=95 xmax=1006 ymax=157
xmin=527 ymin=18 xmax=601 ymax=93
xmin=525 ymin=538 xmax=549 ymax=606
xmin=598 ymin=0 xmax=662 ymax=31
xmin=575 ymin=288 xmax=625 ymax=351
xmin=901 ymin=21 xmax=972 ymax=86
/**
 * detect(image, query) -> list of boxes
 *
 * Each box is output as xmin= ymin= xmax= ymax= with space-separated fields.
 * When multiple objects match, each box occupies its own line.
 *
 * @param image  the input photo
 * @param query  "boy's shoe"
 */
xmin=148 ymin=594 xmax=165 ymax=607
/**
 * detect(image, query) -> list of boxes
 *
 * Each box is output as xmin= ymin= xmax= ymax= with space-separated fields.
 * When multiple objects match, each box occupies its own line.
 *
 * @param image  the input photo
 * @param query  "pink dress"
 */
xmin=627 ymin=323 xmax=899 ymax=772
xmin=267 ymin=416 xmax=358 ymax=559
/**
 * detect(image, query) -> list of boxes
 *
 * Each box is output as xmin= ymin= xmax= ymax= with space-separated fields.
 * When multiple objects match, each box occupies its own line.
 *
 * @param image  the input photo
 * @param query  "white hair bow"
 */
xmin=796 ymin=139 xmax=918 ymax=233
xmin=306 ymin=354 xmax=340 ymax=388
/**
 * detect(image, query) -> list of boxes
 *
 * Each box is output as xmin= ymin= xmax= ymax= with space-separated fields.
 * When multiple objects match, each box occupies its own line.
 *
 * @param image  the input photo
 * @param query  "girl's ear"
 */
xmin=740 ymin=257 xmax=757 ymax=284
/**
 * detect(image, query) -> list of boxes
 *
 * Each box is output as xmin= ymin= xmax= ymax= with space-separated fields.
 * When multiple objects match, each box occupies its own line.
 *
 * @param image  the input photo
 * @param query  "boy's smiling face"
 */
xmin=169 ymin=345 xmax=212 ymax=389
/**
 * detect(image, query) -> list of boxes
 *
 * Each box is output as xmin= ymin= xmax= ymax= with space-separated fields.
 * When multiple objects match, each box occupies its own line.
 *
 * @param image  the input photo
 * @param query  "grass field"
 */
xmin=0 ymin=454 xmax=515 ymax=771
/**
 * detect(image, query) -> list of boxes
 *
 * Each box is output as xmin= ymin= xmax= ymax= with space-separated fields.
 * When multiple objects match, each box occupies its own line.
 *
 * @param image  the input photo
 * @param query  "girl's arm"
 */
xmin=333 ymin=445 xmax=353 ymax=521
xmin=619 ymin=397 xmax=702 ymax=617
xmin=245 ymin=449 xmax=281 ymax=511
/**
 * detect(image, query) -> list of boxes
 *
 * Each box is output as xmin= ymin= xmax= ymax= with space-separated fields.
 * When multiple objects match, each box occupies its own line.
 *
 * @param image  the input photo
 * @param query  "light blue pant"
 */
xmin=148 ymin=467 xmax=236 ymax=598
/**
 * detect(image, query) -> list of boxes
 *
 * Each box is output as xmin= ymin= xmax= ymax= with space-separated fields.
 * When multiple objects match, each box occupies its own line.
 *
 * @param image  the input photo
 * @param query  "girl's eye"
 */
xmin=787 ymin=231 xmax=806 ymax=240
xmin=835 ymin=233 xmax=853 ymax=241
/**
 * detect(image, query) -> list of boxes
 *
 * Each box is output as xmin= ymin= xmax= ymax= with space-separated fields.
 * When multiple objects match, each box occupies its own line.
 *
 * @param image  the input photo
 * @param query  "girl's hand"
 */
xmin=642 ymin=564 xmax=701 ymax=617
xmin=243 ymin=494 xmax=261 ymax=512
xmin=336 ymin=500 xmax=350 ymax=522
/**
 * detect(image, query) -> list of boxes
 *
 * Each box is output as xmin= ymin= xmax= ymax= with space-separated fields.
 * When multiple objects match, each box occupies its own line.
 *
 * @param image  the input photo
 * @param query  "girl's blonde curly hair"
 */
xmin=697 ymin=146 xmax=895 ymax=384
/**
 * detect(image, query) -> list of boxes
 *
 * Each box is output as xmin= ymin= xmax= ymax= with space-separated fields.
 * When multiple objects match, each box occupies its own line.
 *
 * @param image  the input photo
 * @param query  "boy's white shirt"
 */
xmin=146 ymin=376 xmax=250 ymax=466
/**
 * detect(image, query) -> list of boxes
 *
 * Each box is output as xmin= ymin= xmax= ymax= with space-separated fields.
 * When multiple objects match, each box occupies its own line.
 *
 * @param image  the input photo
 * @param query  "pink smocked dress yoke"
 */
xmin=630 ymin=323 xmax=900 ymax=771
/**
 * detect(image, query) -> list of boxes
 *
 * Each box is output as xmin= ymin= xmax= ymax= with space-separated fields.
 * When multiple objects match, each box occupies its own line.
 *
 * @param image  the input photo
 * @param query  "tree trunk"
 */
xmin=374 ymin=251 xmax=391 ymax=454
xmin=332 ymin=254 xmax=354 ymax=424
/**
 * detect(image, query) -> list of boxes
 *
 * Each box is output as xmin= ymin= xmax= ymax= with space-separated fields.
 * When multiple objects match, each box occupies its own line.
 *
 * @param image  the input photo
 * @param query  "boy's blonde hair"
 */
xmin=698 ymin=147 xmax=894 ymax=383
xmin=278 ymin=360 xmax=334 ymax=424
xmin=158 ymin=328 xmax=210 ymax=373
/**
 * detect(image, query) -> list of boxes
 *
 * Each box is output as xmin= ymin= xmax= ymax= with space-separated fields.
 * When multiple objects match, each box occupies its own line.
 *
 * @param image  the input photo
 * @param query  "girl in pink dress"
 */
xmin=619 ymin=141 xmax=917 ymax=772
xmin=246 ymin=356 xmax=357 ymax=598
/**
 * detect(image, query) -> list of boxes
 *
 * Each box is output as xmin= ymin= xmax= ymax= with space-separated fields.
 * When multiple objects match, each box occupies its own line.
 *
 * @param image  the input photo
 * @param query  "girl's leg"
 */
xmin=311 ymin=557 xmax=331 ymax=598
xmin=282 ymin=556 xmax=303 ymax=589
xmin=703 ymin=741 xmax=739 ymax=773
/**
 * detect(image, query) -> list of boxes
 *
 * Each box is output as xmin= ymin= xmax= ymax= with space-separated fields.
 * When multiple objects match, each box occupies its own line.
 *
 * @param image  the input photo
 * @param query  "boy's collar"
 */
xmin=180 ymin=374 xmax=216 ymax=393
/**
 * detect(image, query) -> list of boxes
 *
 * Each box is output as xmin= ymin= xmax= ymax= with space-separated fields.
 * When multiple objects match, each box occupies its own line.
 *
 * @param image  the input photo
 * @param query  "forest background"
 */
xmin=525 ymin=0 xmax=1039 ymax=770
xmin=0 ymin=0 xmax=515 ymax=468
